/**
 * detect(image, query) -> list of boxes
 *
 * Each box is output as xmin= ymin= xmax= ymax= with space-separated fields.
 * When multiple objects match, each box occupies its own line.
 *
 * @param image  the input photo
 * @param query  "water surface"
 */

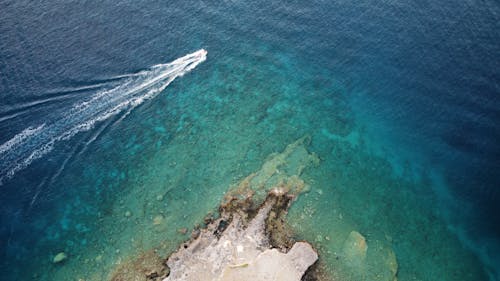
xmin=1 ymin=0 xmax=499 ymax=280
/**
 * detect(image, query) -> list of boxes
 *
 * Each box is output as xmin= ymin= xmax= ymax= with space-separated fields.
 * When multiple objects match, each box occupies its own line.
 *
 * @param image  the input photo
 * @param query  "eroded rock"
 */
xmin=162 ymin=136 xmax=321 ymax=281
xmin=219 ymin=242 xmax=317 ymax=281
xmin=163 ymin=192 xmax=318 ymax=281
xmin=110 ymin=136 xmax=323 ymax=281
xmin=110 ymin=251 xmax=169 ymax=281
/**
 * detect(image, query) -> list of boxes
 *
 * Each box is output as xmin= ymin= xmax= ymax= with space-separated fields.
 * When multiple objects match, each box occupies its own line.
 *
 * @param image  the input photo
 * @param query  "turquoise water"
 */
xmin=1 ymin=1 xmax=499 ymax=280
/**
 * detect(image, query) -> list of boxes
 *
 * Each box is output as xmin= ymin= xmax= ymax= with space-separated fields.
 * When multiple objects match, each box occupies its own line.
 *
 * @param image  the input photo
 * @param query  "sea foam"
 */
xmin=0 ymin=49 xmax=207 ymax=185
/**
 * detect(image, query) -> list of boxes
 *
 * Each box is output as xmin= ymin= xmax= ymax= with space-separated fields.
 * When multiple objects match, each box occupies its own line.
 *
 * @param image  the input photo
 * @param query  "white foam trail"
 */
xmin=0 ymin=111 xmax=29 ymax=123
xmin=0 ymin=124 xmax=46 ymax=155
xmin=0 ymin=49 xmax=207 ymax=185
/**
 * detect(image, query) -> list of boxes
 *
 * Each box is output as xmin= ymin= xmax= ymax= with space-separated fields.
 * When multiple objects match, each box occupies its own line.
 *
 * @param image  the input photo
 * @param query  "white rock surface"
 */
xmin=163 ymin=199 xmax=318 ymax=281
xmin=219 ymin=242 xmax=318 ymax=281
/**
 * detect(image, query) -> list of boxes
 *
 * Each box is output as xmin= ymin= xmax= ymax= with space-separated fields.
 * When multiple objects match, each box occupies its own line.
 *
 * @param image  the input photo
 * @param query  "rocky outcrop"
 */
xmin=111 ymin=136 xmax=323 ymax=281
xmin=163 ymin=136 xmax=321 ymax=281
xmin=111 ymin=250 xmax=169 ymax=281
xmin=163 ymin=191 xmax=318 ymax=281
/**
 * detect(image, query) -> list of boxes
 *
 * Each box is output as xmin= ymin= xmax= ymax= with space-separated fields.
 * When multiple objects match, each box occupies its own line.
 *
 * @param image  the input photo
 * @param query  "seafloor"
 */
xmin=11 ymin=48 xmax=488 ymax=281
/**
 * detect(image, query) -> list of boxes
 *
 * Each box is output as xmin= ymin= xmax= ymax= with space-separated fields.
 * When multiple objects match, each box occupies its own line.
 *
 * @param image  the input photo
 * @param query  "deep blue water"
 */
xmin=1 ymin=0 xmax=499 ymax=280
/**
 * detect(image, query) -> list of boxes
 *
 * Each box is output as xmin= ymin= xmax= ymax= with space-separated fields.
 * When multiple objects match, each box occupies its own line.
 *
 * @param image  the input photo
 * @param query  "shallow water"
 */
xmin=1 ymin=1 xmax=499 ymax=280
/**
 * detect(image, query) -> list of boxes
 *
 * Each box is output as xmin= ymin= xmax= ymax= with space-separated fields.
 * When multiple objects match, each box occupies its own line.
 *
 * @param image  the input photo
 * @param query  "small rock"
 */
xmin=125 ymin=211 xmax=132 ymax=217
xmin=53 ymin=252 xmax=67 ymax=263
xmin=343 ymin=230 xmax=367 ymax=266
xmin=191 ymin=229 xmax=201 ymax=240
xmin=385 ymin=248 xmax=398 ymax=278
xmin=156 ymin=195 xmax=164 ymax=201
xmin=203 ymin=213 xmax=213 ymax=224
xmin=178 ymin=228 xmax=188 ymax=235
xmin=385 ymin=234 xmax=393 ymax=242
xmin=153 ymin=215 xmax=164 ymax=225
xmin=315 ymin=235 xmax=323 ymax=243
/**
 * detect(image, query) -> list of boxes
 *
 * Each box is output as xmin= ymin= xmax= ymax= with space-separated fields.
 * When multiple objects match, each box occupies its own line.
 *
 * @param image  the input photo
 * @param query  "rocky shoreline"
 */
xmin=163 ymin=189 xmax=319 ymax=281
xmin=109 ymin=136 xmax=399 ymax=281
xmin=110 ymin=136 xmax=325 ymax=281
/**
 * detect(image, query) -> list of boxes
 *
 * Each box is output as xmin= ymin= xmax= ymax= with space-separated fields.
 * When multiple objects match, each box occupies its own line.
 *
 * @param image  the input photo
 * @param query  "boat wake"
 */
xmin=0 ymin=49 xmax=207 ymax=185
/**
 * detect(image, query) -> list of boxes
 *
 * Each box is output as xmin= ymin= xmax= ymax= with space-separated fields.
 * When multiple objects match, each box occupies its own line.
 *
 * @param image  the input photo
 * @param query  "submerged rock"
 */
xmin=342 ymin=230 xmax=367 ymax=266
xmin=110 ymin=136 xmax=323 ymax=281
xmin=384 ymin=247 xmax=399 ymax=281
xmin=153 ymin=215 xmax=164 ymax=225
xmin=341 ymin=230 xmax=399 ymax=281
xmin=53 ymin=252 xmax=67 ymax=264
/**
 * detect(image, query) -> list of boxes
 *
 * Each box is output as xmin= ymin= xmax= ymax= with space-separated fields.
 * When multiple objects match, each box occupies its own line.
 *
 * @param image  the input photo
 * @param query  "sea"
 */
xmin=0 ymin=0 xmax=499 ymax=280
